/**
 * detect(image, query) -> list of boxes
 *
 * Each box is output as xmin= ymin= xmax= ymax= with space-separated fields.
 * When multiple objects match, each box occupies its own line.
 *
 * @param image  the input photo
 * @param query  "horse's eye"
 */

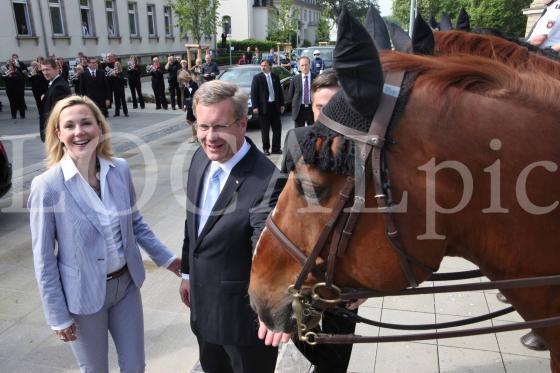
xmin=293 ymin=175 xmax=328 ymax=202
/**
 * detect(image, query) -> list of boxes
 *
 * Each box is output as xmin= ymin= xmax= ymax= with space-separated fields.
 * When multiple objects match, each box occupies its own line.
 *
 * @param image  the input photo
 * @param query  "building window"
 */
xmin=163 ymin=6 xmax=172 ymax=36
xmin=80 ymin=0 xmax=94 ymax=36
xmin=128 ymin=2 xmax=139 ymax=36
xmin=303 ymin=9 xmax=307 ymax=22
xmin=12 ymin=0 xmax=33 ymax=35
xmin=147 ymin=4 xmax=156 ymax=36
xmin=105 ymin=0 xmax=118 ymax=36
xmin=48 ymin=0 xmax=65 ymax=35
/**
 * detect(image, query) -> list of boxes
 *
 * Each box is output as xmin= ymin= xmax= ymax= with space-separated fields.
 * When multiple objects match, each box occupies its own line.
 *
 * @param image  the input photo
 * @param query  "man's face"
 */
xmin=88 ymin=59 xmax=98 ymax=70
xmin=196 ymin=99 xmax=247 ymax=163
xmin=260 ymin=61 xmax=271 ymax=74
xmin=41 ymin=64 xmax=57 ymax=81
xmin=108 ymin=54 xmax=116 ymax=64
xmin=312 ymin=86 xmax=340 ymax=120
xmin=205 ymin=55 xmax=211 ymax=64
xmin=299 ymin=58 xmax=310 ymax=75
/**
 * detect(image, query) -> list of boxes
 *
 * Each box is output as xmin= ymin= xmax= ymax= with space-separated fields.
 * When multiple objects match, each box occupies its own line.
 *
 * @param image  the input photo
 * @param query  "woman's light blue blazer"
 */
xmin=28 ymin=157 xmax=174 ymax=328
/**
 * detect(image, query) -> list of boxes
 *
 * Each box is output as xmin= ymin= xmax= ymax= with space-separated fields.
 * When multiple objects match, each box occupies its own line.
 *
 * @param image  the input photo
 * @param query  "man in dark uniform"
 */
xmin=250 ymin=60 xmax=285 ymax=155
xmin=149 ymin=57 xmax=168 ymax=110
xmin=287 ymin=56 xmax=314 ymax=128
xmin=165 ymin=55 xmax=181 ymax=110
xmin=39 ymin=58 xmax=71 ymax=142
xmin=201 ymin=54 xmax=220 ymax=82
xmin=79 ymin=57 xmax=110 ymax=116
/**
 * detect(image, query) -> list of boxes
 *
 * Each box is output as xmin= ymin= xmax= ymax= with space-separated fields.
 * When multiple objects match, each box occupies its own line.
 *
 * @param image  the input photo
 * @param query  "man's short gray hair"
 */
xmin=193 ymin=80 xmax=248 ymax=121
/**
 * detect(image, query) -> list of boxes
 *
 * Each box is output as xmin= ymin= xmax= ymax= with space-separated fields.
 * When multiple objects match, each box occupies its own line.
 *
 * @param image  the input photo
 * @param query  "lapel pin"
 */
xmin=235 ymin=180 xmax=239 ymax=184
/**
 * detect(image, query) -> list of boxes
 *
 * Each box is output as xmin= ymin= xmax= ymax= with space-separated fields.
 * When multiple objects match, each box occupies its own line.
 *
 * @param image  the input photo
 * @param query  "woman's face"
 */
xmin=56 ymin=104 xmax=102 ymax=163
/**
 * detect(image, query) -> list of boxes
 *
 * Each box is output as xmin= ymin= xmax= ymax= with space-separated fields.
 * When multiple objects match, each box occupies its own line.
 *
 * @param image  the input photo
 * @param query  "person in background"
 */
xmin=251 ymin=59 xmax=285 ymax=155
xmin=179 ymin=80 xmax=283 ymax=373
xmin=127 ymin=56 xmax=145 ymax=109
xmin=244 ymin=47 xmax=253 ymax=65
xmin=29 ymin=60 xmax=49 ymax=114
xmin=28 ymin=95 xmax=181 ymax=372
xmin=190 ymin=58 xmax=204 ymax=86
xmin=2 ymin=60 xmax=26 ymax=119
xmin=221 ymin=32 xmax=228 ymax=47
xmin=287 ymin=56 xmax=314 ymax=128
xmin=79 ymin=57 xmax=110 ymax=117
xmin=56 ymin=57 xmax=69 ymax=82
xmin=71 ymin=65 xmax=84 ymax=95
xmin=267 ymin=48 xmax=276 ymax=65
xmin=201 ymin=54 xmax=220 ymax=82
xmin=39 ymin=58 xmax=71 ymax=142
xmin=11 ymin=53 xmax=28 ymax=74
xmin=149 ymin=57 xmax=168 ymax=110
xmin=178 ymin=70 xmax=198 ymax=143
xmin=527 ymin=0 xmax=560 ymax=52
xmin=110 ymin=62 xmax=128 ymax=117
xmin=280 ymin=55 xmax=294 ymax=74
xmin=102 ymin=53 xmax=117 ymax=109
xmin=311 ymin=50 xmax=325 ymax=76
xmin=254 ymin=47 xmax=262 ymax=64
xmin=165 ymin=55 xmax=181 ymax=110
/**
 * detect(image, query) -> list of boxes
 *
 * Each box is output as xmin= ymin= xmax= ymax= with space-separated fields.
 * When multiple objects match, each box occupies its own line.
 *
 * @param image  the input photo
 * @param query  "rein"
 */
xmin=265 ymin=70 xmax=560 ymax=344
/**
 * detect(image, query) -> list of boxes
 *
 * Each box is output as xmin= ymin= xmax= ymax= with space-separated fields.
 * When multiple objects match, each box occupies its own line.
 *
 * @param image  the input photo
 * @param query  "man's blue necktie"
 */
xmin=198 ymin=167 xmax=223 ymax=235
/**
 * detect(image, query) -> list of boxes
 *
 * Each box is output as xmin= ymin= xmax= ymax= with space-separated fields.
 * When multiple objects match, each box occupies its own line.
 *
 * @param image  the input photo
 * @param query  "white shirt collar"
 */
xmin=49 ymin=75 xmax=60 ymax=86
xmin=60 ymin=154 xmax=114 ymax=182
xmin=210 ymin=139 xmax=250 ymax=175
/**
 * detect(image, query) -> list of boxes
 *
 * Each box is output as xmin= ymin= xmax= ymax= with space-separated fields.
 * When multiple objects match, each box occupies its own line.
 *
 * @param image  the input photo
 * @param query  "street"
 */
xmin=0 ymin=90 xmax=552 ymax=372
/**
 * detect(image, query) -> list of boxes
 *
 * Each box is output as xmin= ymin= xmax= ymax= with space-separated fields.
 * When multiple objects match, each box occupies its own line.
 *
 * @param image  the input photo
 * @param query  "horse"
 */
xmin=249 ymin=9 xmax=560 ymax=372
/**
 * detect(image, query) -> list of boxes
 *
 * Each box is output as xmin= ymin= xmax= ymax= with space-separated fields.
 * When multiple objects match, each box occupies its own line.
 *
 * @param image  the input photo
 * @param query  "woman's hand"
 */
xmin=167 ymin=258 xmax=182 ymax=277
xmin=258 ymin=317 xmax=291 ymax=347
xmin=55 ymin=324 xmax=77 ymax=343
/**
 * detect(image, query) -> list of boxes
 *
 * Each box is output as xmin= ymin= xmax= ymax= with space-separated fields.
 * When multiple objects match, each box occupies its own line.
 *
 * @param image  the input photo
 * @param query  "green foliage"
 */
xmin=391 ymin=0 xmax=531 ymax=36
xmin=267 ymin=0 xmax=299 ymax=43
xmin=170 ymin=0 xmax=220 ymax=45
xmin=319 ymin=0 xmax=379 ymax=23
xmin=316 ymin=10 xmax=331 ymax=42
xmin=227 ymin=39 xmax=279 ymax=52
xmin=302 ymin=39 xmax=312 ymax=47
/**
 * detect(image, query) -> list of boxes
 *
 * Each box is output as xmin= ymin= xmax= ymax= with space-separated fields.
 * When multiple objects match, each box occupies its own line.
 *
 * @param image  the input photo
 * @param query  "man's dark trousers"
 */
xmin=259 ymin=102 xmax=282 ymax=152
xmin=295 ymin=104 xmax=314 ymax=128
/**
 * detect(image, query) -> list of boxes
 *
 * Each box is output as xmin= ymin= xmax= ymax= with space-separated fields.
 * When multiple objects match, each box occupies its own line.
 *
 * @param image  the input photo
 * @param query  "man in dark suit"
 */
xmin=39 ymin=58 xmax=71 ymax=142
xmin=79 ymin=57 xmax=110 ymax=116
xmin=179 ymin=80 xmax=283 ymax=373
xmin=250 ymin=60 xmax=285 ymax=155
xmin=287 ymin=56 xmax=314 ymax=128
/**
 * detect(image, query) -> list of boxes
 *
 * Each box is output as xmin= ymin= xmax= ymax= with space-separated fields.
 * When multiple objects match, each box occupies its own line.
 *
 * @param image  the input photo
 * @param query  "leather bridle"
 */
xmin=265 ymin=71 xmax=560 ymax=345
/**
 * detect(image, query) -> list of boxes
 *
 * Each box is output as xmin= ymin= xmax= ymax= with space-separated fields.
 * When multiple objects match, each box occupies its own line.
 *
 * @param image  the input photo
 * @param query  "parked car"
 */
xmin=295 ymin=46 xmax=335 ymax=72
xmin=0 ymin=138 xmax=12 ymax=198
xmin=217 ymin=65 xmax=293 ymax=127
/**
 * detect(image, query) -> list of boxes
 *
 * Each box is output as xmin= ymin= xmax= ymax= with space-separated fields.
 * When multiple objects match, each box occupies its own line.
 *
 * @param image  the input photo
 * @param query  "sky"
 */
xmin=378 ymin=0 xmax=393 ymax=17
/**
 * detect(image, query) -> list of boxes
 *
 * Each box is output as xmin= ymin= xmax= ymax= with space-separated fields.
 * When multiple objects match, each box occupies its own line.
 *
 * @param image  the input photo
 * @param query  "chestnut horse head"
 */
xmin=249 ymin=9 xmax=560 ymax=370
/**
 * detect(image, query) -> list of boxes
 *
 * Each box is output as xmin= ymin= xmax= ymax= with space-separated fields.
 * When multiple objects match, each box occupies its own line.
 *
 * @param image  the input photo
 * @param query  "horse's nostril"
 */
xmin=260 ymin=307 xmax=275 ymax=328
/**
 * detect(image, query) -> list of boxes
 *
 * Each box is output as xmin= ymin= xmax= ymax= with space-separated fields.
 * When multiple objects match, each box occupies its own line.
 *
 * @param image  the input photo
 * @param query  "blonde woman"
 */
xmin=178 ymin=70 xmax=198 ymax=143
xmin=28 ymin=95 xmax=181 ymax=372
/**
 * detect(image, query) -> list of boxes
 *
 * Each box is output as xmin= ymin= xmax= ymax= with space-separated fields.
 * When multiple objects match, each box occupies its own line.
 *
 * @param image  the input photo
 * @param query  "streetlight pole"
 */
xmin=409 ymin=0 xmax=416 ymax=37
xmin=228 ymin=34 xmax=232 ymax=65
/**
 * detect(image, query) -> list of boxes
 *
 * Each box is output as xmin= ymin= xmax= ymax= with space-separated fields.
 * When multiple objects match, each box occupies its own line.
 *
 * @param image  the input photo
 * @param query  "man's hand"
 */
xmin=346 ymin=298 xmax=366 ymax=310
xmin=253 ymin=108 xmax=259 ymax=114
xmin=179 ymin=279 xmax=191 ymax=307
xmin=166 ymin=258 xmax=182 ymax=277
xmin=258 ymin=317 xmax=291 ymax=347
xmin=529 ymin=34 xmax=547 ymax=46
xmin=105 ymin=99 xmax=110 ymax=107
xmin=280 ymin=105 xmax=285 ymax=114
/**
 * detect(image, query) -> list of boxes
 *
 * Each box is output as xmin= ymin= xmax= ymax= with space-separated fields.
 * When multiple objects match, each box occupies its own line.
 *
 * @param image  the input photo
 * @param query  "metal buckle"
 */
xmin=311 ymin=282 xmax=342 ymax=304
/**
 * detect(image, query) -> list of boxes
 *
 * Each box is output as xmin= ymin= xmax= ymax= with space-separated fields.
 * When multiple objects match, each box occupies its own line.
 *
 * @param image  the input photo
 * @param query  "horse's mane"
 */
xmin=433 ymin=31 xmax=560 ymax=78
xmin=382 ymin=51 xmax=560 ymax=115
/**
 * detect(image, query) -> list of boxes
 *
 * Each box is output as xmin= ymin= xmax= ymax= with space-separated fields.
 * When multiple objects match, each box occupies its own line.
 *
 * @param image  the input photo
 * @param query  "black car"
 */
xmin=0 ymin=138 xmax=12 ymax=198
xmin=218 ymin=65 xmax=293 ymax=126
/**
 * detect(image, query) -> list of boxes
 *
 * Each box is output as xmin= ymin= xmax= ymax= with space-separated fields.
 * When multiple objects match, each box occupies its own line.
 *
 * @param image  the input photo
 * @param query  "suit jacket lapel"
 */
xmin=64 ymin=177 xmax=103 ymax=233
xmin=106 ymin=166 xmax=129 ymax=246
xmin=189 ymin=156 xmax=210 ymax=242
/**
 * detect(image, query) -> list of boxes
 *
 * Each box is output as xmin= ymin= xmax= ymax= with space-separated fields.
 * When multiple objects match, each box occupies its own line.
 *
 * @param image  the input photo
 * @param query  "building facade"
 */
xmin=217 ymin=0 xmax=321 ymax=46
xmin=4 ymin=0 xmax=215 ymax=63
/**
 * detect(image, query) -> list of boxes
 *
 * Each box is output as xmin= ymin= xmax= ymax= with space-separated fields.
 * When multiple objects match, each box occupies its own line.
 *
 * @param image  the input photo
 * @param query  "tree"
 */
xmin=268 ymin=0 xmax=300 ymax=43
xmin=319 ymin=0 xmax=379 ymax=23
xmin=170 ymin=0 xmax=220 ymax=45
xmin=391 ymin=0 xmax=531 ymax=36
xmin=316 ymin=10 xmax=331 ymax=42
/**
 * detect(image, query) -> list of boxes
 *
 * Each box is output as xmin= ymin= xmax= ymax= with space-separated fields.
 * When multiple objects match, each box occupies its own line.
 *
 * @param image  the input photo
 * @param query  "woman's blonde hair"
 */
xmin=178 ymin=70 xmax=192 ymax=83
xmin=45 ymin=95 xmax=113 ymax=168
